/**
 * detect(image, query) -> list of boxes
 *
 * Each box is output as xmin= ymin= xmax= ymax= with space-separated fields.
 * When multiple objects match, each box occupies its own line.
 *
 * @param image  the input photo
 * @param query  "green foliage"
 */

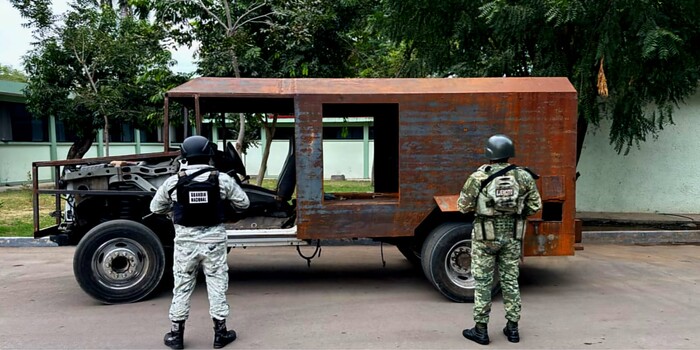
xmin=0 ymin=64 xmax=28 ymax=82
xmin=9 ymin=0 xmax=53 ymax=32
xmin=383 ymin=0 xmax=700 ymax=154
xmin=154 ymin=0 xmax=374 ymax=79
xmin=153 ymin=0 xmax=380 ymax=153
xmin=13 ymin=0 xmax=187 ymax=156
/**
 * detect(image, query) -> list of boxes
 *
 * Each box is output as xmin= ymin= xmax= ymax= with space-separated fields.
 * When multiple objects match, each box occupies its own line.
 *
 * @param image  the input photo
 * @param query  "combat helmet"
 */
xmin=180 ymin=135 xmax=214 ymax=161
xmin=484 ymin=134 xmax=514 ymax=160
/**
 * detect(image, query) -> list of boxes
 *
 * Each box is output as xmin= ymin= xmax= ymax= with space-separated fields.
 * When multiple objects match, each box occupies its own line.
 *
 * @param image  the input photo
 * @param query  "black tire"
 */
xmin=73 ymin=219 xmax=166 ymax=304
xmin=421 ymin=222 xmax=499 ymax=302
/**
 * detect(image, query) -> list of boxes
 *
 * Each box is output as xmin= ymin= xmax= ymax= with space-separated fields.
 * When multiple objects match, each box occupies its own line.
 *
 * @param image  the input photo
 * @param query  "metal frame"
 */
xmin=31 ymin=152 xmax=178 ymax=235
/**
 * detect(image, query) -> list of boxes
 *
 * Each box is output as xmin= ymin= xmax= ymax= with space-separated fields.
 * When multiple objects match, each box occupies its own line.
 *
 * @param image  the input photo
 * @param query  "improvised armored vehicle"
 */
xmin=32 ymin=77 xmax=581 ymax=304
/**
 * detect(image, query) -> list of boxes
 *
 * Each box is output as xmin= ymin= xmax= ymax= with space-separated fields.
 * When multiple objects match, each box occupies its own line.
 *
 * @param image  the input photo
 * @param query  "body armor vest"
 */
xmin=171 ymin=168 xmax=225 ymax=227
xmin=473 ymin=164 xmax=527 ymax=241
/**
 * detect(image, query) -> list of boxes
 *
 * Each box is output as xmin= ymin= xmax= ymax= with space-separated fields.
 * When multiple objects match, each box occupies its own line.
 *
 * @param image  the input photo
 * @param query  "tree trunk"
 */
xmin=66 ymin=134 xmax=95 ymax=160
xmin=256 ymin=114 xmax=278 ymax=186
xmin=103 ymin=115 xmax=110 ymax=157
xmin=235 ymin=112 xmax=245 ymax=156
xmin=228 ymin=47 xmax=246 ymax=156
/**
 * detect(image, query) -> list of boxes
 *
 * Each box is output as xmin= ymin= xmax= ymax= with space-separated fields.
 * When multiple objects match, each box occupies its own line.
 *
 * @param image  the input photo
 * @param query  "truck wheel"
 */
xmin=421 ymin=222 xmax=499 ymax=302
xmin=73 ymin=219 xmax=165 ymax=304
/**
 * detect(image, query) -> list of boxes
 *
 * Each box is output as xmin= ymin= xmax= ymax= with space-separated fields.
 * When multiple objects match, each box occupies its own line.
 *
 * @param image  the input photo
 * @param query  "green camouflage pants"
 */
xmin=471 ymin=230 xmax=522 ymax=324
xmin=169 ymin=241 xmax=230 ymax=322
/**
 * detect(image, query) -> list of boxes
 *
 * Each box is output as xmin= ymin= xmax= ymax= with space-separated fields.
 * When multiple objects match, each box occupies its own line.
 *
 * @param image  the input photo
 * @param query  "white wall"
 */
xmin=576 ymin=91 xmax=700 ymax=213
xmin=0 ymin=143 xmax=172 ymax=185
xmin=241 ymin=139 xmax=374 ymax=179
xmin=0 ymin=144 xmax=52 ymax=184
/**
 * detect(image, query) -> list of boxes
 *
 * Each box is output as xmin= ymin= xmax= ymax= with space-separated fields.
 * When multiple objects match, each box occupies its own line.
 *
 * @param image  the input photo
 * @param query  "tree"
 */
xmin=382 ymin=0 xmax=700 ymax=157
xmin=0 ymin=64 xmax=28 ymax=82
xmin=155 ymin=0 xmax=377 ymax=184
xmin=12 ymin=0 xmax=185 ymax=158
xmin=155 ymin=0 xmax=278 ymax=163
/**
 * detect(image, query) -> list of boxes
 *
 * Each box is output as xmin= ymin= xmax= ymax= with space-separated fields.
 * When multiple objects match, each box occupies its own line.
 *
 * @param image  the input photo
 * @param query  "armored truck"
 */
xmin=32 ymin=77 xmax=581 ymax=304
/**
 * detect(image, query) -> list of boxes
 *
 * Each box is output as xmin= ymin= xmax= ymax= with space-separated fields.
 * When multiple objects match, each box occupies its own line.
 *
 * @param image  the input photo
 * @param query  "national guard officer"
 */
xmin=457 ymin=134 xmax=542 ymax=345
xmin=150 ymin=135 xmax=250 ymax=349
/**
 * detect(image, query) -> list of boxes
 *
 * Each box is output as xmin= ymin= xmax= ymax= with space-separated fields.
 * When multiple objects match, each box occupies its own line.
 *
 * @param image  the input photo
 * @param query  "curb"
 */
xmin=582 ymin=230 xmax=700 ymax=245
xmin=0 ymin=237 xmax=58 ymax=247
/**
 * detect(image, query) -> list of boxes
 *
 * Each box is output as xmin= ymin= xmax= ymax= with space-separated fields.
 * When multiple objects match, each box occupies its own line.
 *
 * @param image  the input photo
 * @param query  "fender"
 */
xmin=434 ymin=195 xmax=461 ymax=212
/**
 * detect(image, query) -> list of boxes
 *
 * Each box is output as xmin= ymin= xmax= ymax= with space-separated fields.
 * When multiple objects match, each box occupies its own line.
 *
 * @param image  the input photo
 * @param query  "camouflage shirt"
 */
xmin=457 ymin=162 xmax=542 ymax=219
xmin=150 ymin=164 xmax=250 ymax=244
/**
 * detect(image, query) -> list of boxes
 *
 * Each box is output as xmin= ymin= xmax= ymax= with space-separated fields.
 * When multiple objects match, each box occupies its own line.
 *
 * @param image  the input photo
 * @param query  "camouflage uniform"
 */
xmin=150 ymin=164 xmax=249 ymax=322
xmin=457 ymin=162 xmax=541 ymax=325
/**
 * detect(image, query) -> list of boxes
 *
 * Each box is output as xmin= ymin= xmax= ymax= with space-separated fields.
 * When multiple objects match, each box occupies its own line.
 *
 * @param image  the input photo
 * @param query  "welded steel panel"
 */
xmin=167 ymin=78 xmax=578 ymax=256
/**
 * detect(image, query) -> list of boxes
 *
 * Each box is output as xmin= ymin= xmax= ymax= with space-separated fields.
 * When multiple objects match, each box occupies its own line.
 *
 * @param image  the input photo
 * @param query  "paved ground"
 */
xmin=1 ymin=244 xmax=699 ymax=349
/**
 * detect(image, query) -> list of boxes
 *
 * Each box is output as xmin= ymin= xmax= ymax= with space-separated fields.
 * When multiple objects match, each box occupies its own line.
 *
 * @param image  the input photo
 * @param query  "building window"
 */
xmin=0 ymin=101 xmax=48 ymax=142
xmin=109 ymin=123 xmax=135 ymax=142
xmin=140 ymin=128 xmax=160 ymax=143
xmin=55 ymin=119 xmax=81 ymax=142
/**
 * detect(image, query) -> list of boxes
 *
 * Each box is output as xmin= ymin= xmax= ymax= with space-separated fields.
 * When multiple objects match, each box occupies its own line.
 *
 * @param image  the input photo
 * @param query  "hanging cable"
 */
xmin=380 ymin=242 xmax=386 ymax=268
xmin=297 ymin=240 xmax=322 ymax=267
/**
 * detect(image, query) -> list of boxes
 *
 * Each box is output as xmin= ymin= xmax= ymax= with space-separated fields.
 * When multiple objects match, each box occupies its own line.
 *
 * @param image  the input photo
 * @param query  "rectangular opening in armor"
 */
xmin=321 ymin=103 xmax=399 ymax=203
xmin=542 ymin=202 xmax=563 ymax=221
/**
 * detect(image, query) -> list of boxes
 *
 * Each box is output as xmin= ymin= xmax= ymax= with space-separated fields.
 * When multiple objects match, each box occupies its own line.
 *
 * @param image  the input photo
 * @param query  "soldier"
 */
xmin=457 ymin=134 xmax=542 ymax=345
xmin=150 ymin=135 xmax=250 ymax=349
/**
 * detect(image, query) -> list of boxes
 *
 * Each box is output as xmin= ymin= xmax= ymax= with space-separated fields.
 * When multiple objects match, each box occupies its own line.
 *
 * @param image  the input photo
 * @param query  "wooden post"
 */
xmin=163 ymin=96 xmax=170 ymax=151
xmin=32 ymin=165 xmax=39 ymax=234
xmin=194 ymin=94 xmax=202 ymax=135
xmin=183 ymin=107 xmax=189 ymax=139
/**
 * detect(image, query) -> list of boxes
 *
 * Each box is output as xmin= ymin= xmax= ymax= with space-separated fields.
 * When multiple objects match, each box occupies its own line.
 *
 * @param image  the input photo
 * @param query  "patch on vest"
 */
xmin=189 ymin=191 xmax=209 ymax=203
xmin=476 ymin=171 xmax=523 ymax=217
xmin=172 ymin=169 xmax=224 ymax=227
xmin=490 ymin=175 xmax=519 ymax=212
xmin=496 ymin=188 xmax=514 ymax=197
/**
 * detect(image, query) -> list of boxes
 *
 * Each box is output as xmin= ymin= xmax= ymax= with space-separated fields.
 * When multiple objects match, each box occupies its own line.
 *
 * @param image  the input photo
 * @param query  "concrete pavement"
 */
xmin=1 ymin=244 xmax=699 ymax=349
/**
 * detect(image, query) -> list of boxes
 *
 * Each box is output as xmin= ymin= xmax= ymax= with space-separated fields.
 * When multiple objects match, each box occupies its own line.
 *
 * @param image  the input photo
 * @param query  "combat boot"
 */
xmin=462 ymin=323 xmax=490 ymax=345
xmin=213 ymin=318 xmax=237 ymax=349
xmin=164 ymin=320 xmax=185 ymax=349
xmin=503 ymin=320 xmax=520 ymax=343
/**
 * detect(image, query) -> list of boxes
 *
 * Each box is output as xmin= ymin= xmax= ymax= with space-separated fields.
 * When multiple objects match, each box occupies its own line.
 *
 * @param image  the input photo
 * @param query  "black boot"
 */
xmin=503 ymin=320 xmax=520 ymax=343
xmin=213 ymin=318 xmax=237 ymax=349
xmin=164 ymin=321 xmax=185 ymax=349
xmin=463 ymin=323 xmax=490 ymax=345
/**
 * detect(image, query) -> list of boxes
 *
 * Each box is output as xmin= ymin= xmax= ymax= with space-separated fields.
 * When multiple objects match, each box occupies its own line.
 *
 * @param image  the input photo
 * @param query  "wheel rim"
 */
xmin=92 ymin=238 xmax=150 ymax=290
xmin=444 ymin=238 xmax=474 ymax=289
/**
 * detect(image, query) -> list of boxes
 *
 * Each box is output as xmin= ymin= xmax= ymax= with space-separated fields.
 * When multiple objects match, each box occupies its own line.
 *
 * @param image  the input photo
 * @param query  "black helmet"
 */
xmin=180 ymin=135 xmax=214 ymax=160
xmin=485 ymin=134 xmax=514 ymax=160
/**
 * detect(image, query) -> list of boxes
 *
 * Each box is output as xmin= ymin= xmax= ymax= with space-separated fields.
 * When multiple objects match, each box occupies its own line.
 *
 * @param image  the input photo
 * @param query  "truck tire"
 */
xmin=73 ymin=219 xmax=165 ymax=304
xmin=421 ymin=222 xmax=499 ymax=302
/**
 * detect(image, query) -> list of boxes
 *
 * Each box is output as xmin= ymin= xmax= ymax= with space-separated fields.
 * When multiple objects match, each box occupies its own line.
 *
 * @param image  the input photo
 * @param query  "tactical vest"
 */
xmin=171 ymin=168 xmax=225 ymax=227
xmin=473 ymin=164 xmax=527 ymax=241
